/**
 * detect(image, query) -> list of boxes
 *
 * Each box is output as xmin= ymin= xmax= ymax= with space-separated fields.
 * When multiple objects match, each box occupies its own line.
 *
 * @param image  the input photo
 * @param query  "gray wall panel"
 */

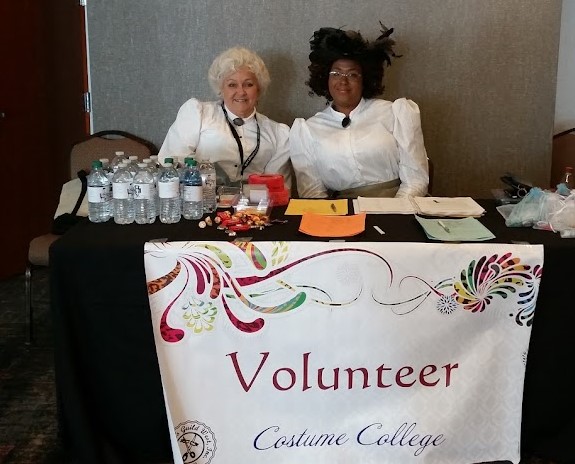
xmin=87 ymin=0 xmax=561 ymax=197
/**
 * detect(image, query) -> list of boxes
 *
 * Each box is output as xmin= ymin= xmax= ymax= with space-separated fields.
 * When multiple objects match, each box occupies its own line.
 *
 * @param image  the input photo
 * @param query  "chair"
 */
xmin=24 ymin=130 xmax=158 ymax=344
xmin=550 ymin=128 xmax=575 ymax=188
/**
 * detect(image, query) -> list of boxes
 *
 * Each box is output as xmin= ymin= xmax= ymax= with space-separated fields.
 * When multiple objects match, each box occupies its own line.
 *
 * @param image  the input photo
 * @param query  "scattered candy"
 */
xmin=213 ymin=209 xmax=275 ymax=236
xmin=198 ymin=221 xmax=207 ymax=228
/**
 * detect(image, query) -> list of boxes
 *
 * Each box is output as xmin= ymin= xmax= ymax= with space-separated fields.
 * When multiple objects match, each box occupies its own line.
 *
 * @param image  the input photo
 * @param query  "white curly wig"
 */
xmin=208 ymin=47 xmax=271 ymax=97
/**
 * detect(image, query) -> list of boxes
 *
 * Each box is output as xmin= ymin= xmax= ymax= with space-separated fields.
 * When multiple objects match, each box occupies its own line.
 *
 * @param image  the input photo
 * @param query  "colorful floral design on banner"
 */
xmin=374 ymin=252 xmax=541 ymax=327
xmin=146 ymin=244 xmax=542 ymax=343
xmin=145 ymin=241 xmax=392 ymax=342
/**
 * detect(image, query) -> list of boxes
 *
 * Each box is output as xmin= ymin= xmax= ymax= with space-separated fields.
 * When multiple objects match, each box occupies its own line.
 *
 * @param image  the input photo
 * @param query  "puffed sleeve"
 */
xmin=158 ymin=98 xmax=203 ymax=164
xmin=392 ymin=98 xmax=429 ymax=198
xmin=263 ymin=122 xmax=293 ymax=191
xmin=289 ymin=119 xmax=328 ymax=198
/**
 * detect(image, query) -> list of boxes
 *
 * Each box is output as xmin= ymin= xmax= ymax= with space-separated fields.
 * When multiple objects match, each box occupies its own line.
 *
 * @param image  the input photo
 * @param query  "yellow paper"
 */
xmin=284 ymin=199 xmax=348 ymax=215
xmin=299 ymin=213 xmax=366 ymax=237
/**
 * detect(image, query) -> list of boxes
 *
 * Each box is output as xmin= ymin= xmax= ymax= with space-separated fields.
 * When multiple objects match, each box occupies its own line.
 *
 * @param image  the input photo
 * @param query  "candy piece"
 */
xmin=205 ymin=217 xmax=213 ymax=226
xmin=229 ymin=224 xmax=251 ymax=232
xmin=198 ymin=221 xmax=207 ymax=228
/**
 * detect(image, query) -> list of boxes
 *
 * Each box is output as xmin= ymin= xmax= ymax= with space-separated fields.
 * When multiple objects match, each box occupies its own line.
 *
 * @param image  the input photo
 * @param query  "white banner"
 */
xmin=144 ymin=241 xmax=543 ymax=464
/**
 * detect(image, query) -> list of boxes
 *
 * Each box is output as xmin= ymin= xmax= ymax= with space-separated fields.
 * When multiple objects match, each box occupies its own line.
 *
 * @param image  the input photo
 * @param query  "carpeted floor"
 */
xmin=0 ymin=268 xmax=68 ymax=464
xmin=0 ymin=269 xmax=562 ymax=464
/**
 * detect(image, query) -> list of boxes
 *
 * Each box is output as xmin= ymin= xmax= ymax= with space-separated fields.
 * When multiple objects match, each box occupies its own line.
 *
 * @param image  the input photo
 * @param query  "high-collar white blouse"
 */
xmin=159 ymin=98 xmax=291 ymax=188
xmin=289 ymin=98 xmax=428 ymax=198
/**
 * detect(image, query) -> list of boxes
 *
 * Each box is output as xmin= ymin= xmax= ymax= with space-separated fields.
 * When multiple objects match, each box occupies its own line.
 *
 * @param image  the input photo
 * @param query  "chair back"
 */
xmin=69 ymin=130 xmax=158 ymax=179
xmin=550 ymin=128 xmax=575 ymax=188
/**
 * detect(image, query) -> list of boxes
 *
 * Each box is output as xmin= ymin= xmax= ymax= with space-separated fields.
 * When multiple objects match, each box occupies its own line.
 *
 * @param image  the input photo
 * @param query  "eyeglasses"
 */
xmin=328 ymin=71 xmax=362 ymax=81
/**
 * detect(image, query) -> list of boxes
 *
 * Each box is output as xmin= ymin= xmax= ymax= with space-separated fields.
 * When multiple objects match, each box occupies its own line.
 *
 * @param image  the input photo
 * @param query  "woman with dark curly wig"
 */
xmin=290 ymin=24 xmax=428 ymax=198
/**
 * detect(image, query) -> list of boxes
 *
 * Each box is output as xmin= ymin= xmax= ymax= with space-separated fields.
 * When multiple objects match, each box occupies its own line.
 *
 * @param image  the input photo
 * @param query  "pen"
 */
xmin=437 ymin=220 xmax=451 ymax=233
xmin=330 ymin=203 xmax=337 ymax=212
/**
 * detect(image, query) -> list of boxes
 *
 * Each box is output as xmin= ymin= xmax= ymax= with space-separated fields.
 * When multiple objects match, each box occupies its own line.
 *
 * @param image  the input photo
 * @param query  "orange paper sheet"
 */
xmin=299 ymin=212 xmax=366 ymax=237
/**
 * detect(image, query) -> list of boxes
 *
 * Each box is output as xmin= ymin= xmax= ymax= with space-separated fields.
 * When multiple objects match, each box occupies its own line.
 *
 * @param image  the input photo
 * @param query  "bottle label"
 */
xmin=112 ymin=182 xmax=131 ymax=199
xmin=88 ymin=185 xmax=112 ymax=203
xmin=133 ymin=183 xmax=152 ymax=200
xmin=183 ymin=185 xmax=203 ymax=201
xmin=202 ymin=173 xmax=216 ymax=189
xmin=158 ymin=179 xmax=180 ymax=198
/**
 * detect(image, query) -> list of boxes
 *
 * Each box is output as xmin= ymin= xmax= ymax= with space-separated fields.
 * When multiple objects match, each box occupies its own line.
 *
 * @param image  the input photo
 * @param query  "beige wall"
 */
xmin=86 ymin=0 xmax=562 ymax=197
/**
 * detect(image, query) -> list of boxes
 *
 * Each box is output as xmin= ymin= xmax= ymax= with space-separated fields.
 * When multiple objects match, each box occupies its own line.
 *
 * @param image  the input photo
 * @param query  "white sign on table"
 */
xmin=144 ymin=241 xmax=543 ymax=464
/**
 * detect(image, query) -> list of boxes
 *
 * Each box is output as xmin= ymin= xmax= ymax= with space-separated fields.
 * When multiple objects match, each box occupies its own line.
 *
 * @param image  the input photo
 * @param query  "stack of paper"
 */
xmin=356 ymin=197 xmax=415 ymax=214
xmin=415 ymin=216 xmax=495 ymax=242
xmin=355 ymin=196 xmax=485 ymax=217
xmin=411 ymin=197 xmax=485 ymax=217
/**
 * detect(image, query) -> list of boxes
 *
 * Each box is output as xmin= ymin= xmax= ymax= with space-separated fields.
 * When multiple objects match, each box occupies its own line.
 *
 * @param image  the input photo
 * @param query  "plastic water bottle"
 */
xmin=87 ymin=160 xmax=112 ymax=222
xmin=199 ymin=158 xmax=217 ymax=213
xmin=99 ymin=157 xmax=111 ymax=172
xmin=110 ymin=151 xmax=127 ymax=173
xmin=148 ymin=160 xmax=160 ymax=216
xmin=127 ymin=155 xmax=139 ymax=173
xmin=182 ymin=159 xmax=204 ymax=220
xmin=133 ymin=163 xmax=157 ymax=224
xmin=158 ymin=161 xmax=181 ymax=223
xmin=146 ymin=159 xmax=160 ymax=217
xmin=99 ymin=158 xmax=113 ymax=182
xmin=112 ymin=163 xmax=135 ymax=224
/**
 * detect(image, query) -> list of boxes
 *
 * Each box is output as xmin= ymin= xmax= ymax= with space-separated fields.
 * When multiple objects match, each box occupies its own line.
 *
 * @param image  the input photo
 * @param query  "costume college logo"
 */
xmin=175 ymin=420 xmax=217 ymax=463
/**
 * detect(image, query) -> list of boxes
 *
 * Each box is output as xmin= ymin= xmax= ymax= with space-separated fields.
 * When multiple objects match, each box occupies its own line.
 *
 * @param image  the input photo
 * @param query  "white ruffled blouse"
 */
xmin=159 ymin=99 xmax=292 ymax=188
xmin=289 ymin=98 xmax=428 ymax=198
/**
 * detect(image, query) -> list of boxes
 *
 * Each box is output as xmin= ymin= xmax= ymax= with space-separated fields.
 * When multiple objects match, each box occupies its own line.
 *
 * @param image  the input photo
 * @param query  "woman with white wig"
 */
xmin=159 ymin=46 xmax=291 ymax=188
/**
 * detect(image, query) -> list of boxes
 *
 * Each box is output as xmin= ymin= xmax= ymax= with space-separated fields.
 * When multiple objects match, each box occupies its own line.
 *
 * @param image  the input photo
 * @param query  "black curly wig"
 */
xmin=306 ymin=22 xmax=399 ymax=101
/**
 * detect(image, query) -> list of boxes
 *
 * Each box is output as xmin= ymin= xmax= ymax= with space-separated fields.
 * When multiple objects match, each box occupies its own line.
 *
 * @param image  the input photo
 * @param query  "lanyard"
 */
xmin=221 ymin=103 xmax=261 ymax=176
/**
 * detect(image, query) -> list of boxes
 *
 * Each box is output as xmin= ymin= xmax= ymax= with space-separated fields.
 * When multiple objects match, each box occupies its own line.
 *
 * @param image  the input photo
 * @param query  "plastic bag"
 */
xmin=548 ymin=191 xmax=575 ymax=234
xmin=505 ymin=187 xmax=565 ymax=228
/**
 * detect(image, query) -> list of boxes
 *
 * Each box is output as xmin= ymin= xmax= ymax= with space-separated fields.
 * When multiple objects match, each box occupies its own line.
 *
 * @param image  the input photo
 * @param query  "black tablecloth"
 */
xmin=50 ymin=200 xmax=575 ymax=463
